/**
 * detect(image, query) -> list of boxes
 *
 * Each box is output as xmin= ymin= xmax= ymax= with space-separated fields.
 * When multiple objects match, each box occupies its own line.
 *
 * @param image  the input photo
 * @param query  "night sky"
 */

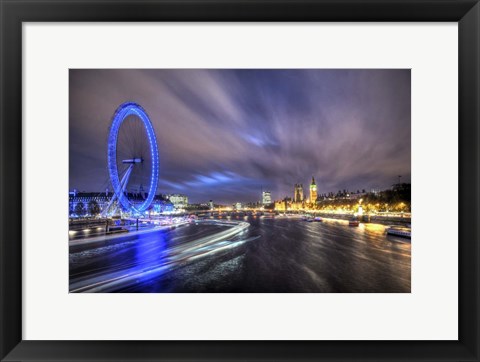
xmin=69 ymin=69 xmax=411 ymax=205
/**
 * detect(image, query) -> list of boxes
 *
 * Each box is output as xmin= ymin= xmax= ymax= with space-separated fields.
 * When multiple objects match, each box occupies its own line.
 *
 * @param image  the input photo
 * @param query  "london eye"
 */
xmin=103 ymin=102 xmax=159 ymax=215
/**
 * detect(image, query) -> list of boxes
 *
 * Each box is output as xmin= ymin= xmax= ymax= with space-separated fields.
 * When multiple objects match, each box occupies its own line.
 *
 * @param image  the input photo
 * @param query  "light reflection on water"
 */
xmin=69 ymin=217 xmax=410 ymax=293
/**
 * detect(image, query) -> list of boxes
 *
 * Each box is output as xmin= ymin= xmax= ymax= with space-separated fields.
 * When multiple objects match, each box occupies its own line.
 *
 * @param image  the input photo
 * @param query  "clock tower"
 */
xmin=310 ymin=176 xmax=317 ymax=203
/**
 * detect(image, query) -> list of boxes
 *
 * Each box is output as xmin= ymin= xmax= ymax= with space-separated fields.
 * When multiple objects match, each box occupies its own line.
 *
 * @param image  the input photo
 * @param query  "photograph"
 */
xmin=69 ymin=69 xmax=411 ymax=293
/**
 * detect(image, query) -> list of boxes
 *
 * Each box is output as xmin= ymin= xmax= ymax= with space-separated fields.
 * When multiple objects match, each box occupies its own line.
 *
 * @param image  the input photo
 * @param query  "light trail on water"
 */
xmin=69 ymin=220 xmax=251 ymax=292
xmin=69 ymin=217 xmax=411 ymax=293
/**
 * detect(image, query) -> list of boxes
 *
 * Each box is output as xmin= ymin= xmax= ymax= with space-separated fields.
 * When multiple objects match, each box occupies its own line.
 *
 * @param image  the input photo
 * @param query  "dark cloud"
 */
xmin=69 ymin=69 xmax=411 ymax=204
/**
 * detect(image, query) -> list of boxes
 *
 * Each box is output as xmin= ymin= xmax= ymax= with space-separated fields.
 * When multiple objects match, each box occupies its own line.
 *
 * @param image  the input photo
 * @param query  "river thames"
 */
xmin=69 ymin=216 xmax=411 ymax=293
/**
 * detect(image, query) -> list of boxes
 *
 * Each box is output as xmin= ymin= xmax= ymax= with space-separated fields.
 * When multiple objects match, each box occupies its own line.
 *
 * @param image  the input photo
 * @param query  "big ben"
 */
xmin=310 ymin=176 xmax=317 ymax=203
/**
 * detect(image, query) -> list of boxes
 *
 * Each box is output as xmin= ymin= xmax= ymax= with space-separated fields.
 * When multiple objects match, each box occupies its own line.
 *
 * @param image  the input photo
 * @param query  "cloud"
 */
xmin=70 ymin=69 xmax=411 ymax=204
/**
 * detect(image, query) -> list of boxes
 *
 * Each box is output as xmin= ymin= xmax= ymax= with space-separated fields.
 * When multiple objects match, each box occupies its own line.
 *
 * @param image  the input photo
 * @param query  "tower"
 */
xmin=310 ymin=176 xmax=317 ymax=203
xmin=294 ymin=184 xmax=304 ymax=203
xmin=262 ymin=191 xmax=272 ymax=205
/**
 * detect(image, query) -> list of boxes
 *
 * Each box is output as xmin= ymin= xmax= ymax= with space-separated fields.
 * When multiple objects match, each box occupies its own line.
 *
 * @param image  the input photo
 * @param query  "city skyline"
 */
xmin=69 ymin=178 xmax=409 ymax=207
xmin=70 ymin=69 xmax=411 ymax=205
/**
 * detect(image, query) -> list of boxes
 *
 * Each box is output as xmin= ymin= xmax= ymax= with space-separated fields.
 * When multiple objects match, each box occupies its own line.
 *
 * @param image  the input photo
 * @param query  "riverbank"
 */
xmin=309 ymin=212 xmax=411 ymax=226
xmin=69 ymin=221 xmax=190 ymax=249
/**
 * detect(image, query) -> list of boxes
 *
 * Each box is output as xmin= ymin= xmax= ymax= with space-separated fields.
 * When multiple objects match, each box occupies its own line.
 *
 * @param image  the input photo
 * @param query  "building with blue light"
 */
xmin=69 ymin=191 xmax=174 ymax=217
xmin=165 ymin=194 xmax=188 ymax=210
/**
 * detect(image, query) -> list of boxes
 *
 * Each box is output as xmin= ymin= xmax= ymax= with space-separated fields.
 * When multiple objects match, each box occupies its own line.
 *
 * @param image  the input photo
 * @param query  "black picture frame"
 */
xmin=1 ymin=0 xmax=479 ymax=361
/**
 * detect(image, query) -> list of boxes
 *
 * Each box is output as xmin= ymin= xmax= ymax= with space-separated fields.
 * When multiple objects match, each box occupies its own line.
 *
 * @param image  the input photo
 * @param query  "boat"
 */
xmin=386 ymin=226 xmax=411 ymax=238
xmin=348 ymin=219 xmax=360 ymax=227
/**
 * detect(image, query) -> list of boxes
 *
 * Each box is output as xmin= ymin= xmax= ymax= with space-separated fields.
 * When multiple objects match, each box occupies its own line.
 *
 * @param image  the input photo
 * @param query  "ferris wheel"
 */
xmin=103 ymin=102 xmax=159 ymax=216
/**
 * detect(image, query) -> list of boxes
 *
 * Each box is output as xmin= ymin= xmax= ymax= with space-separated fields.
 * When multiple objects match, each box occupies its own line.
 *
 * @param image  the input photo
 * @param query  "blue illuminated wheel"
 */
xmin=107 ymin=102 xmax=159 ymax=214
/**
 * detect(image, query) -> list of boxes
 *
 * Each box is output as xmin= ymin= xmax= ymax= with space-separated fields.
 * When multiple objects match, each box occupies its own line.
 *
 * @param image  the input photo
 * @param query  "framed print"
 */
xmin=1 ymin=0 xmax=479 ymax=361
xmin=67 ymin=68 xmax=412 ymax=294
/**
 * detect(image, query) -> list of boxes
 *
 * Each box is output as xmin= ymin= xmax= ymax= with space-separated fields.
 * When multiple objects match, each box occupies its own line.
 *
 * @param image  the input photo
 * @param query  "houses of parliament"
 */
xmin=294 ymin=176 xmax=318 ymax=204
xmin=275 ymin=176 xmax=318 ymax=211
